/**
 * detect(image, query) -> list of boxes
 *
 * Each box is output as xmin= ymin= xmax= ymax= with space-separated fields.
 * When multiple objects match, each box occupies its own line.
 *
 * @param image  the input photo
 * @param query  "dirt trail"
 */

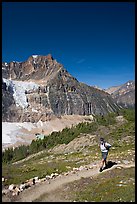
xmin=11 ymin=162 xmax=135 ymax=202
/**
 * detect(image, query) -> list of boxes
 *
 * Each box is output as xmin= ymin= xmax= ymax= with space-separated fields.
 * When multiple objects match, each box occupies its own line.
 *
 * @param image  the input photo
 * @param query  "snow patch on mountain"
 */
xmin=3 ymin=62 xmax=8 ymax=66
xmin=32 ymin=55 xmax=38 ymax=58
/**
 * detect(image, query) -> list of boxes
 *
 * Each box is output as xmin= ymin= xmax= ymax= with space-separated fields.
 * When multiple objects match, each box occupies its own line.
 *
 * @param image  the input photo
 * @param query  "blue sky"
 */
xmin=2 ymin=2 xmax=135 ymax=89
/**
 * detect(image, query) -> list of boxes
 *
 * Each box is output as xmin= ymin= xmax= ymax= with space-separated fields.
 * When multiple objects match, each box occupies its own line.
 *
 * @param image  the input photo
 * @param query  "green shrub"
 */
xmin=119 ymin=108 xmax=135 ymax=122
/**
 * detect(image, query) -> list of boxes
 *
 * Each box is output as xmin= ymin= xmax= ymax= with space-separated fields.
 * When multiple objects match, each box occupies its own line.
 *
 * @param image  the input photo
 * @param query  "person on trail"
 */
xmin=99 ymin=137 xmax=111 ymax=172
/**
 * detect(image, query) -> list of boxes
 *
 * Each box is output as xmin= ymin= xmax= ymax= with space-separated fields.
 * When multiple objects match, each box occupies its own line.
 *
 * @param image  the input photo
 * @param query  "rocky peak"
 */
xmin=120 ymin=80 xmax=135 ymax=91
xmin=105 ymin=80 xmax=135 ymax=108
xmin=105 ymin=80 xmax=135 ymax=95
xmin=27 ymin=54 xmax=53 ymax=62
xmin=2 ymin=54 xmax=61 ymax=82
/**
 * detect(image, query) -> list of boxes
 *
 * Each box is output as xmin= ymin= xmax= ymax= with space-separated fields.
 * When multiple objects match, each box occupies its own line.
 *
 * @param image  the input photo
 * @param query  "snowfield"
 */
xmin=2 ymin=122 xmax=37 ymax=150
xmin=2 ymin=115 xmax=94 ymax=150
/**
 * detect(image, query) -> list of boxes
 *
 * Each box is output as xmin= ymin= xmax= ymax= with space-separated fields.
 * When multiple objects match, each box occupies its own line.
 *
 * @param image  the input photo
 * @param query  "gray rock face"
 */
xmin=2 ymin=54 xmax=121 ymax=122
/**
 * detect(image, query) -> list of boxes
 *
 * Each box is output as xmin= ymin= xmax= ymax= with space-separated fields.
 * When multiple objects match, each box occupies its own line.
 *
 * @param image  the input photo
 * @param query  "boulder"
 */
xmin=19 ymin=183 xmax=26 ymax=191
xmin=40 ymin=178 xmax=46 ymax=182
xmin=28 ymin=179 xmax=34 ymax=186
xmin=34 ymin=176 xmax=39 ymax=181
xmin=12 ymin=187 xmax=20 ymax=196
xmin=24 ymin=182 xmax=31 ymax=189
xmin=9 ymin=184 xmax=16 ymax=191
xmin=50 ymin=173 xmax=59 ymax=179
xmin=45 ymin=175 xmax=51 ymax=180
xmin=34 ymin=176 xmax=39 ymax=183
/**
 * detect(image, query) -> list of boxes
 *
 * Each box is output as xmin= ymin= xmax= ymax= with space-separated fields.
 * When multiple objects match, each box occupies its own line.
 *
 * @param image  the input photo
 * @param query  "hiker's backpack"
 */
xmin=104 ymin=142 xmax=111 ymax=151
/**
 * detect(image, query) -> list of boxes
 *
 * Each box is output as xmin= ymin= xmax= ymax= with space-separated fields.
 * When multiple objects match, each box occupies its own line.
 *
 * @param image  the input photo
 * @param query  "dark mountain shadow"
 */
xmin=103 ymin=161 xmax=117 ymax=171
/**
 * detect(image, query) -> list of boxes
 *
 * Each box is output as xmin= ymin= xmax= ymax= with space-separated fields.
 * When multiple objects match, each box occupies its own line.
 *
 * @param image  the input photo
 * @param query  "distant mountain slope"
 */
xmin=105 ymin=85 xmax=122 ymax=95
xmin=2 ymin=54 xmax=121 ymax=122
xmin=105 ymin=80 xmax=135 ymax=108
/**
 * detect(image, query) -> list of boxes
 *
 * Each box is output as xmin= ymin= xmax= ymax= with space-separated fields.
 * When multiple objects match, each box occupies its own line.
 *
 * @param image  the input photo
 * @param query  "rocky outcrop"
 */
xmin=2 ymin=54 xmax=121 ymax=122
xmin=2 ymin=54 xmax=58 ymax=81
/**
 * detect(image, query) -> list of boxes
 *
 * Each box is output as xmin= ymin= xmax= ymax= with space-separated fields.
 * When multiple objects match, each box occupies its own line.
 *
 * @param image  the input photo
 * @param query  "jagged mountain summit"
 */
xmin=105 ymin=80 xmax=135 ymax=108
xmin=2 ymin=54 xmax=121 ymax=122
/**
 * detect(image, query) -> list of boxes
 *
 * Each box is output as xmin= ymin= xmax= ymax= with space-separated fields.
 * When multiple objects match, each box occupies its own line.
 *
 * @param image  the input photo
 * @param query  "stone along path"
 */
xmin=10 ymin=161 xmax=135 ymax=202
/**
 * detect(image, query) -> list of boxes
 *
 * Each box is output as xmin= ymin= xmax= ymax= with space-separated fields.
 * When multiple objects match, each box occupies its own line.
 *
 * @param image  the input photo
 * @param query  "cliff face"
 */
xmin=105 ymin=81 xmax=135 ymax=108
xmin=2 ymin=54 xmax=121 ymax=122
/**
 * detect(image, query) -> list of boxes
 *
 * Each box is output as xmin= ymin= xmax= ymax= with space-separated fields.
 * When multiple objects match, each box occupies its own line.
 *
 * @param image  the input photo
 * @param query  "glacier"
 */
xmin=3 ymin=78 xmax=39 ymax=109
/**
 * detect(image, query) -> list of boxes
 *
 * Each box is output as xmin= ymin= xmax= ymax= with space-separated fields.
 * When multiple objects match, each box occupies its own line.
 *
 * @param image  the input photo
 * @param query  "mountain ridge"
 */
xmin=105 ymin=80 xmax=135 ymax=108
xmin=2 ymin=54 xmax=123 ymax=122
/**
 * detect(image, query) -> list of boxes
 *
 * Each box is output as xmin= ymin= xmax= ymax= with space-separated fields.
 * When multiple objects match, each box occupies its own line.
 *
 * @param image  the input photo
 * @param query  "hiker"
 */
xmin=99 ymin=137 xmax=111 ymax=172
